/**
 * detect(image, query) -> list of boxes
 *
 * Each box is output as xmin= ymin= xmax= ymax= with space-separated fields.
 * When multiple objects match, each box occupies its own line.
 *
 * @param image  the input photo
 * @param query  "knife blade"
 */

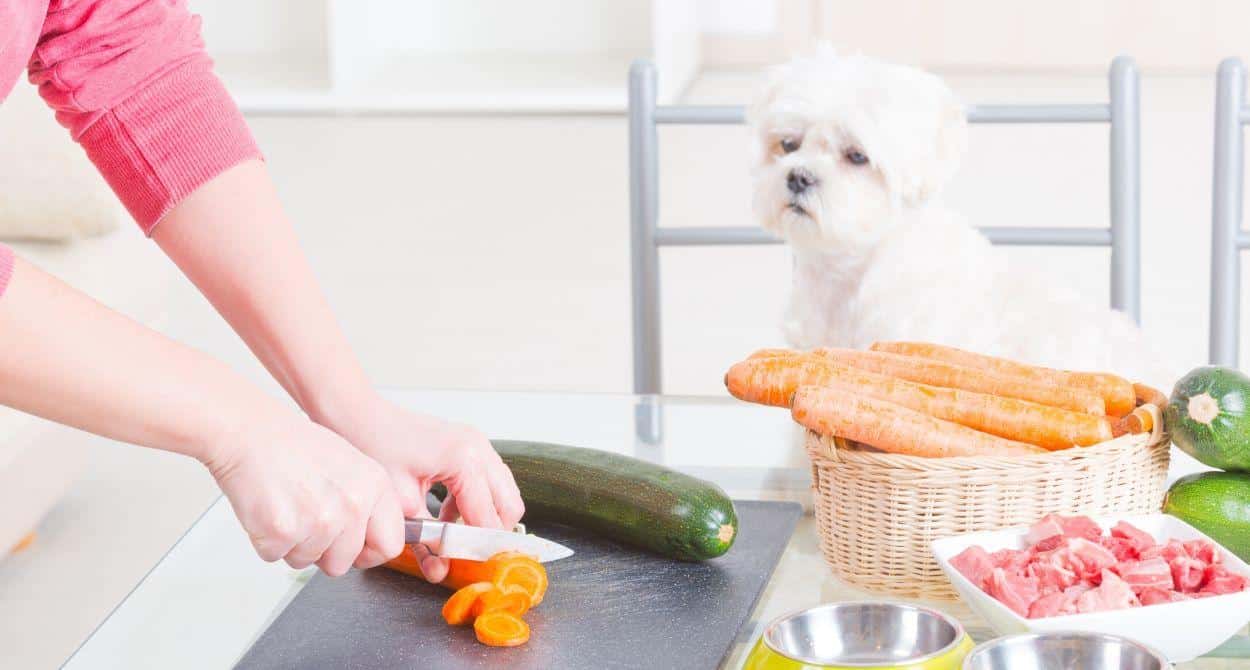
xmin=404 ymin=519 xmax=573 ymax=563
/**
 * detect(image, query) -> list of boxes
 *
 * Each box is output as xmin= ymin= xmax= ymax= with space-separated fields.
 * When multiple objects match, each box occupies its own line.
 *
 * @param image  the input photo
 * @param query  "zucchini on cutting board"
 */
xmin=435 ymin=441 xmax=739 ymax=561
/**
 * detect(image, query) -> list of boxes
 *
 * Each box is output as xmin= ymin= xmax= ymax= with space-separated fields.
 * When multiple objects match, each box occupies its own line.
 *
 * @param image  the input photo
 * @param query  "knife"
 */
xmin=404 ymin=519 xmax=573 ymax=563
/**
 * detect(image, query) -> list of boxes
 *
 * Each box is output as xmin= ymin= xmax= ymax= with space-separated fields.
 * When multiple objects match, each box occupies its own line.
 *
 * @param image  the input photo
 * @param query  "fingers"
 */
xmin=284 ymin=495 xmax=346 ymax=570
xmin=247 ymin=506 xmax=300 ymax=563
xmin=487 ymin=462 xmax=525 ymax=529
xmin=354 ymin=483 xmax=405 ymax=570
xmin=437 ymin=493 xmax=459 ymax=523
xmin=317 ymin=505 xmax=368 ymax=577
xmin=412 ymin=542 xmax=451 ymax=584
xmin=449 ymin=477 xmax=503 ymax=530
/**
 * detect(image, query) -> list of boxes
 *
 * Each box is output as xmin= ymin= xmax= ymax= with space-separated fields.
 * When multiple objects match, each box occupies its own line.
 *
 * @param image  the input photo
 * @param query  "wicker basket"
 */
xmin=806 ymin=405 xmax=1171 ymax=600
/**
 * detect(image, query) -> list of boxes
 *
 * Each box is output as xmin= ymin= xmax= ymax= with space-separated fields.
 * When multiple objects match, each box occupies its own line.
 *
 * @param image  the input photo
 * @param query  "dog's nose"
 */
xmin=787 ymin=168 xmax=817 ymax=194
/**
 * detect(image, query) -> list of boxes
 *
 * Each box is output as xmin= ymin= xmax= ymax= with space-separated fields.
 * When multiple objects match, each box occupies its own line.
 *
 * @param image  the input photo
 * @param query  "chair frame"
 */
xmin=1210 ymin=58 xmax=1248 ymax=366
xmin=628 ymin=58 xmax=1141 ymax=441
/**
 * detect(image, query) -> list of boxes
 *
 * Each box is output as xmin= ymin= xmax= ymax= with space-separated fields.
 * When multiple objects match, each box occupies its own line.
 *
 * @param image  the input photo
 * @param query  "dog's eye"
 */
xmin=779 ymin=137 xmax=802 ymax=154
xmin=844 ymin=149 xmax=869 ymax=166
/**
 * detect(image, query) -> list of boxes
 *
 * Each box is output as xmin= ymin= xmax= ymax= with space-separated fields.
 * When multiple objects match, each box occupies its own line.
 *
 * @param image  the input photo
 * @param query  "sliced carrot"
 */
xmin=792 ymin=385 xmax=1045 ymax=457
xmin=442 ymin=582 xmax=496 ymax=626
xmin=810 ymin=347 xmax=1106 ymax=415
xmin=474 ymin=583 xmax=532 ymax=618
xmin=384 ymin=549 xmax=547 ymax=606
xmin=869 ymin=341 xmax=1135 ymax=417
xmin=474 ymin=610 xmax=530 ymax=647
xmin=492 ymin=557 xmax=547 ymax=606
xmin=726 ymin=355 xmax=1113 ymax=449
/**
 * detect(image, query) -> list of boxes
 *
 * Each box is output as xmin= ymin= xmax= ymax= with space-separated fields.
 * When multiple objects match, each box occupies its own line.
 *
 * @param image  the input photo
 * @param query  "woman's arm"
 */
xmin=153 ymin=162 xmax=524 ymax=578
xmin=0 ymin=253 xmax=404 ymax=574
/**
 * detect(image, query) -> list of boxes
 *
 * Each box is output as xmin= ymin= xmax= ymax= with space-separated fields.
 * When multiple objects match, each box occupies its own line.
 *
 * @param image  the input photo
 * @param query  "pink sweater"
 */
xmin=0 ymin=0 xmax=261 ymax=295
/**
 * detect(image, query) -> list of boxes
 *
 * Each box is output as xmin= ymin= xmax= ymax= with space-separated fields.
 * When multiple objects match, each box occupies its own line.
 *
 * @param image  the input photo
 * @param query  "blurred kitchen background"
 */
xmin=6 ymin=0 xmax=1250 ymax=666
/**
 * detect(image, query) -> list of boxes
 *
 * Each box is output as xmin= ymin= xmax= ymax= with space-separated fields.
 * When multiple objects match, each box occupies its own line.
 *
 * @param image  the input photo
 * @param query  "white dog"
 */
xmin=749 ymin=48 xmax=1170 ymax=388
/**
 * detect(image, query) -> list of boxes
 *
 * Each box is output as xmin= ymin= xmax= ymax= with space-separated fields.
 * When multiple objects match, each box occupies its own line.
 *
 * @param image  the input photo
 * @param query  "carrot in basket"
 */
xmin=791 ymin=386 xmax=1045 ymax=457
xmin=809 ymin=348 xmax=1106 ymax=415
xmin=726 ymin=356 xmax=1113 ymax=449
xmin=747 ymin=347 xmax=801 ymax=360
xmin=1133 ymin=382 xmax=1168 ymax=409
xmin=869 ymin=341 xmax=1135 ymax=417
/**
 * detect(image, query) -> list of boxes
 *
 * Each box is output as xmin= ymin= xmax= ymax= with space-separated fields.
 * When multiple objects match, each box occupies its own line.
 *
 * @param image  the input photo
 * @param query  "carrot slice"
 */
xmin=474 ymin=583 xmax=532 ymax=618
xmin=792 ymin=385 xmax=1045 ymax=457
xmin=474 ymin=611 xmax=531 ymax=647
xmin=384 ymin=549 xmax=547 ymax=606
xmin=726 ymin=355 xmax=1113 ymax=449
xmin=493 ymin=557 xmax=547 ymax=606
xmin=810 ymin=347 xmax=1106 ymax=415
xmin=442 ymin=582 xmax=496 ymax=626
xmin=870 ymin=341 xmax=1135 ymax=417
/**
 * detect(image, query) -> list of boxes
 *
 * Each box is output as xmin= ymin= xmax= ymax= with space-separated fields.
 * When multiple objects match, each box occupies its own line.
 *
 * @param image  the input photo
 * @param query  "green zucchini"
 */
xmin=1167 ymin=366 xmax=1250 ymax=472
xmin=492 ymin=440 xmax=738 ymax=561
xmin=1163 ymin=471 xmax=1250 ymax=562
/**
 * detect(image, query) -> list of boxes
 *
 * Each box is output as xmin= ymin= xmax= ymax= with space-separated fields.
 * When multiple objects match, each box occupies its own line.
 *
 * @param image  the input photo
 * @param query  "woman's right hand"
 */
xmin=200 ymin=409 xmax=406 ymax=576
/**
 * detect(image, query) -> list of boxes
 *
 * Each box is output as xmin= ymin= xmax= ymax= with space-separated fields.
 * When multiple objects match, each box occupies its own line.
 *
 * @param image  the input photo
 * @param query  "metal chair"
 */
xmin=628 ymin=57 xmax=1142 ymax=442
xmin=1210 ymin=58 xmax=1248 ymax=366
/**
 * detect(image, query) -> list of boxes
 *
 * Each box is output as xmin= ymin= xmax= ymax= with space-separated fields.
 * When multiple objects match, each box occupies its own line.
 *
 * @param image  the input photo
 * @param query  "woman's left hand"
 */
xmin=323 ymin=395 xmax=526 ymax=582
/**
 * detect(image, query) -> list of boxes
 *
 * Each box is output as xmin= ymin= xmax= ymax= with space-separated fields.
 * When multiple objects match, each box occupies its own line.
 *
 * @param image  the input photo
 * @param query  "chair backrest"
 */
xmin=628 ymin=57 xmax=1142 ymax=395
xmin=1210 ymin=58 xmax=1247 ymax=366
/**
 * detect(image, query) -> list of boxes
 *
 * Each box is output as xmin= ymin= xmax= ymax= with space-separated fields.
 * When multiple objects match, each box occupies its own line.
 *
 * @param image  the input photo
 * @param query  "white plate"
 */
xmin=932 ymin=513 xmax=1250 ymax=663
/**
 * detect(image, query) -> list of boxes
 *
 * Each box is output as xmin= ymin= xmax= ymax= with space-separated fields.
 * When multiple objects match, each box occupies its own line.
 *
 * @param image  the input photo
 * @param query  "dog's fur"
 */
xmin=749 ymin=48 xmax=1170 ymax=387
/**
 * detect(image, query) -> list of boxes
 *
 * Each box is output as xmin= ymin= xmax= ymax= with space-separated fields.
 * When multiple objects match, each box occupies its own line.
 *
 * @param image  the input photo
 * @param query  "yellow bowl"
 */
xmin=744 ymin=602 xmax=974 ymax=670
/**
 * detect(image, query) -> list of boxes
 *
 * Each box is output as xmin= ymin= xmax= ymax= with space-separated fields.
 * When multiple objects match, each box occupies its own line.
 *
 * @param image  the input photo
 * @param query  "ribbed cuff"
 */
xmin=77 ymin=58 xmax=262 ymax=235
xmin=0 ymin=244 xmax=15 ymax=299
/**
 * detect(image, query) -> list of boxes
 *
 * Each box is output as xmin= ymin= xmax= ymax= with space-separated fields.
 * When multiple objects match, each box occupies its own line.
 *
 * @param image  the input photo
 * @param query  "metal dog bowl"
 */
xmin=962 ymin=632 xmax=1171 ymax=670
xmin=744 ymin=602 xmax=973 ymax=669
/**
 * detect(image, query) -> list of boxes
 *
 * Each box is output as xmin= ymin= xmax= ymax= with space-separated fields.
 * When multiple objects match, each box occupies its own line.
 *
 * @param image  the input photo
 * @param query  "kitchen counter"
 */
xmin=62 ymin=389 xmax=1249 ymax=668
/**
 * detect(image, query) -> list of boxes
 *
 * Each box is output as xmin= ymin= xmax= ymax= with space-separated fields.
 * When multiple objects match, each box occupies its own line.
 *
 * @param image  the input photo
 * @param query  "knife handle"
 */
xmin=404 ymin=518 xmax=445 ymax=553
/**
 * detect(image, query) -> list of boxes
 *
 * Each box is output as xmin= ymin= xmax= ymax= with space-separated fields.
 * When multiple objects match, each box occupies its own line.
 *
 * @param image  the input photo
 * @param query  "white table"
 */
xmin=63 ymin=390 xmax=1249 ymax=668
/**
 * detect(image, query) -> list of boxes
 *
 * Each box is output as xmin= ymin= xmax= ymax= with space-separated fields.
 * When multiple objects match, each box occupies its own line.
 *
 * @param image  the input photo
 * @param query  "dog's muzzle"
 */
xmin=786 ymin=168 xmax=818 ymax=195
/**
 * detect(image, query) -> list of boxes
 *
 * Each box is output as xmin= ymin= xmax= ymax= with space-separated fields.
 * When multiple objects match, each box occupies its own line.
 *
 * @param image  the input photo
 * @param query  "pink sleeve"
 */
xmin=28 ymin=0 xmax=261 ymax=234
xmin=0 ymin=244 xmax=13 ymax=299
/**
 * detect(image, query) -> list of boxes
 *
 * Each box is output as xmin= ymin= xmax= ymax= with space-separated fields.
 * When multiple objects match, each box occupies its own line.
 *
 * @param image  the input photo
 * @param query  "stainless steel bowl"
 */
xmin=962 ymin=633 xmax=1171 ymax=670
xmin=759 ymin=602 xmax=969 ymax=668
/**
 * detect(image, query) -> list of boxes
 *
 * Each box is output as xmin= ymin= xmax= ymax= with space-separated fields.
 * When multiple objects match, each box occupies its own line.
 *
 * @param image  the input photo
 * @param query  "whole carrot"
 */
xmin=725 ymin=355 xmax=1113 ymax=449
xmin=810 ymin=348 xmax=1106 ymax=415
xmin=869 ymin=341 xmax=1135 ymax=417
xmin=747 ymin=348 xmax=801 ymax=360
xmin=792 ymin=386 xmax=1044 ymax=457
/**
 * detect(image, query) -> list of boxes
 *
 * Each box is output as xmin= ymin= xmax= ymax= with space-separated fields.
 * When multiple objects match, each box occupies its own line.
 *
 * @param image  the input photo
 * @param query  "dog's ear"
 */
xmin=893 ymin=81 xmax=967 ymax=206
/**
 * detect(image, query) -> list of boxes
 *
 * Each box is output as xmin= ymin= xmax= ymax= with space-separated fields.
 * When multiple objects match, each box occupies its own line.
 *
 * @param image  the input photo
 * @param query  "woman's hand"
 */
xmin=202 ymin=408 xmax=406 ymax=576
xmin=322 ymin=395 xmax=525 ymax=582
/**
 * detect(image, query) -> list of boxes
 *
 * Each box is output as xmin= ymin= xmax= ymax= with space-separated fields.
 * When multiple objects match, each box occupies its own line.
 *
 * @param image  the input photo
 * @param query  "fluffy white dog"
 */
xmin=749 ymin=48 xmax=1170 ymax=387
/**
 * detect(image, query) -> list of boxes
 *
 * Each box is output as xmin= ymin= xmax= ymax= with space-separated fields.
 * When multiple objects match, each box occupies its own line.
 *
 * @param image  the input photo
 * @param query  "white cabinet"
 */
xmin=196 ymin=0 xmax=700 ymax=113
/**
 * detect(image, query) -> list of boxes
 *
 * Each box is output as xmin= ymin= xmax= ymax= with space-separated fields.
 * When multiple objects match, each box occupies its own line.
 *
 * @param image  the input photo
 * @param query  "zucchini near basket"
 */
xmin=805 ymin=405 xmax=1169 ymax=600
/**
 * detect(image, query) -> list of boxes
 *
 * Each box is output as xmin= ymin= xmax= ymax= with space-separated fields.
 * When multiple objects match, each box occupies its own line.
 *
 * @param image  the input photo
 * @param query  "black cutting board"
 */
xmin=235 ymin=500 xmax=802 ymax=670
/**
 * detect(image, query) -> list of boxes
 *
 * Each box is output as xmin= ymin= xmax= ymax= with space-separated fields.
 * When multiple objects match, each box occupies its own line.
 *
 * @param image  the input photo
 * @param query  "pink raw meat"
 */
xmin=1028 ymin=591 xmax=1076 ymax=618
xmin=950 ymin=546 xmax=995 ymax=588
xmin=1025 ymin=514 xmax=1066 ymax=545
xmin=1139 ymin=587 xmax=1191 ymax=606
xmin=1116 ymin=558 xmax=1173 ymax=592
xmin=1066 ymin=538 xmax=1119 ymax=582
xmin=1158 ymin=539 xmax=1189 ymax=562
xmin=1184 ymin=539 xmax=1223 ymax=565
xmin=1028 ymin=552 xmax=1079 ymax=593
xmin=1111 ymin=521 xmax=1156 ymax=555
xmin=1059 ymin=515 xmax=1105 ymax=541
xmin=1032 ymin=535 xmax=1068 ymax=553
xmin=1100 ymin=536 xmax=1138 ymax=562
xmin=1202 ymin=564 xmax=1250 ymax=595
xmin=1171 ymin=555 xmax=1208 ymax=593
xmin=986 ymin=568 xmax=1041 ymax=617
xmin=990 ymin=548 xmax=1031 ymax=574
xmin=1076 ymin=570 xmax=1141 ymax=613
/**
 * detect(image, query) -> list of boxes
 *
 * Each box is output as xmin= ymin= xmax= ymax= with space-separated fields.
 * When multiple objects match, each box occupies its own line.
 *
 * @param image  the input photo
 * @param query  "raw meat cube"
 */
xmin=1111 ymin=521 xmax=1156 ymax=555
xmin=1066 ymin=538 xmax=1119 ymax=581
xmin=1027 ymin=591 xmax=1078 ymax=619
xmin=1171 ymin=555 xmax=1208 ymax=593
xmin=1076 ymin=570 xmax=1141 ymax=613
xmin=1184 ymin=539 xmax=1223 ymax=565
xmin=1025 ymin=514 xmax=1066 ymax=545
xmin=1159 ymin=539 xmax=1189 ymax=562
xmin=1138 ymin=587 xmax=1190 ymax=606
xmin=990 ymin=548 xmax=1031 ymax=574
xmin=1100 ymin=536 xmax=1138 ymax=562
xmin=1032 ymin=534 xmax=1068 ymax=553
xmin=1028 ymin=553 xmax=1079 ymax=593
xmin=1116 ymin=558 xmax=1173 ymax=592
xmin=985 ymin=568 xmax=1041 ymax=617
xmin=950 ymin=546 xmax=995 ymax=588
xmin=1201 ymin=564 xmax=1250 ymax=595
xmin=1058 ymin=515 xmax=1104 ymax=541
